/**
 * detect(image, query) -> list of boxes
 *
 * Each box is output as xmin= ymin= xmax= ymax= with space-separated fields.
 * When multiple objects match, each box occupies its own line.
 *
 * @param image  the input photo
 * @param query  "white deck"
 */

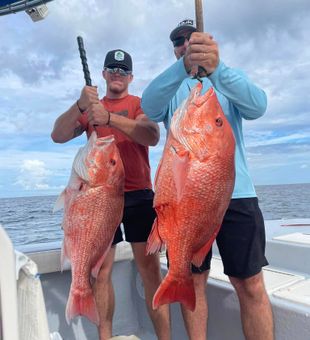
xmin=273 ymin=232 xmax=310 ymax=245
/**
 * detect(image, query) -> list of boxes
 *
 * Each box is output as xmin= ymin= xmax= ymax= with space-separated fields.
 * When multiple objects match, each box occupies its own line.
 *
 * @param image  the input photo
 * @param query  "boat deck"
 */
xmin=40 ymin=219 xmax=310 ymax=340
xmin=1 ymin=219 xmax=310 ymax=339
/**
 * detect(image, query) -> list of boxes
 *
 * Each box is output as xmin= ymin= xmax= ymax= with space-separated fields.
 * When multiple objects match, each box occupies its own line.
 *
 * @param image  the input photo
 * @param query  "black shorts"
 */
xmin=112 ymin=189 xmax=156 ymax=245
xmin=171 ymin=197 xmax=269 ymax=277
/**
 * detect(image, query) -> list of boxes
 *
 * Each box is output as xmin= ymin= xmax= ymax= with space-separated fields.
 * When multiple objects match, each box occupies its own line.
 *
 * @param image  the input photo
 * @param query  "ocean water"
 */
xmin=1 ymin=183 xmax=310 ymax=248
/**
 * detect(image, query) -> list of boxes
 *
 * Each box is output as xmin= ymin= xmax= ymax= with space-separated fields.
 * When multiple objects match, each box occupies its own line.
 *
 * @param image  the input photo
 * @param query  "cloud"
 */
xmin=15 ymin=159 xmax=52 ymax=190
xmin=0 ymin=0 xmax=309 ymax=197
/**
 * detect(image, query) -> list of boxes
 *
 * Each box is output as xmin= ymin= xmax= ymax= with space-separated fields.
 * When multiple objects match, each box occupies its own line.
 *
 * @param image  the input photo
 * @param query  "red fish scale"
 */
xmin=64 ymin=186 xmax=123 ymax=291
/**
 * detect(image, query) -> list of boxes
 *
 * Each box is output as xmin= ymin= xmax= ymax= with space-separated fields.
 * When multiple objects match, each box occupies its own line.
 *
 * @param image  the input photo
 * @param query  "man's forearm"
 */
xmin=141 ymin=58 xmax=188 ymax=123
xmin=51 ymin=102 xmax=83 ymax=143
xmin=109 ymin=113 xmax=159 ymax=146
xmin=209 ymin=61 xmax=267 ymax=119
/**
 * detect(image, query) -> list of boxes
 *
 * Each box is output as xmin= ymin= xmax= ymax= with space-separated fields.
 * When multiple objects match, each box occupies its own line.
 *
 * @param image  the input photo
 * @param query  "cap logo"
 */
xmin=178 ymin=19 xmax=194 ymax=27
xmin=114 ymin=50 xmax=125 ymax=61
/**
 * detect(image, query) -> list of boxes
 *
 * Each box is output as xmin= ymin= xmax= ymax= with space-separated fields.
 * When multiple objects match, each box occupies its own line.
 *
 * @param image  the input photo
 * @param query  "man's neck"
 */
xmin=106 ymin=89 xmax=129 ymax=99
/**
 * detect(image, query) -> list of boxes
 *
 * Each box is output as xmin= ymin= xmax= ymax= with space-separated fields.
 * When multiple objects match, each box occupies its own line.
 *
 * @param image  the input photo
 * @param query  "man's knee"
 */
xmin=229 ymin=271 xmax=267 ymax=299
xmin=192 ymin=271 xmax=209 ymax=292
xmin=96 ymin=249 xmax=115 ymax=284
xmin=140 ymin=255 xmax=161 ymax=276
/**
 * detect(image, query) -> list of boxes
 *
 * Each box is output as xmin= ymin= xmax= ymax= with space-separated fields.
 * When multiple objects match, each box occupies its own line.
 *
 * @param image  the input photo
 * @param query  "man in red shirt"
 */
xmin=51 ymin=49 xmax=170 ymax=340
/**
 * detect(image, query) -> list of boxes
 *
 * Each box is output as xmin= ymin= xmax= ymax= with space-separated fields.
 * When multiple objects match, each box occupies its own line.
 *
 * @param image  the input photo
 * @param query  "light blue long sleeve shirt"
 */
xmin=141 ymin=58 xmax=267 ymax=199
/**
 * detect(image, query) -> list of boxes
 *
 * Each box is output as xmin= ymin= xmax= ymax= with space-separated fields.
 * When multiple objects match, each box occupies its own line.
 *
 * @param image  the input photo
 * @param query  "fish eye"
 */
xmin=215 ymin=118 xmax=223 ymax=127
xmin=110 ymin=159 xmax=116 ymax=166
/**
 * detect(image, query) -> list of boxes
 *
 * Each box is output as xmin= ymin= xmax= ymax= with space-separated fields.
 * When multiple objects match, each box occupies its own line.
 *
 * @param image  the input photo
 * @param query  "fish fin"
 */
xmin=191 ymin=227 xmax=220 ymax=267
xmin=60 ymin=240 xmax=70 ymax=272
xmin=91 ymin=254 xmax=106 ymax=279
xmin=153 ymin=156 xmax=163 ymax=190
xmin=91 ymin=240 xmax=113 ymax=279
xmin=53 ymin=189 xmax=66 ymax=212
xmin=66 ymin=289 xmax=99 ymax=326
xmin=72 ymin=134 xmax=97 ymax=183
xmin=153 ymin=274 xmax=195 ymax=311
xmin=146 ymin=218 xmax=164 ymax=254
xmin=172 ymin=150 xmax=190 ymax=202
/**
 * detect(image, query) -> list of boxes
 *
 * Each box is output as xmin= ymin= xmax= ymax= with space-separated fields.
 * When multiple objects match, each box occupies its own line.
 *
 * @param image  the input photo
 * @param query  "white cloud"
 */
xmin=0 ymin=0 xmax=309 ymax=197
xmin=15 ymin=159 xmax=52 ymax=190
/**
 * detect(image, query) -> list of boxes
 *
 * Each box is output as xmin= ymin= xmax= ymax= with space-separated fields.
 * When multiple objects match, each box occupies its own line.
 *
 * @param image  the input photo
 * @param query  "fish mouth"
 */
xmin=96 ymin=135 xmax=115 ymax=145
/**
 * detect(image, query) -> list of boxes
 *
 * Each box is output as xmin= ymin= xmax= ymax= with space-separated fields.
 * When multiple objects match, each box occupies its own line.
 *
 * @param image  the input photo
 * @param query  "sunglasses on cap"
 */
xmin=104 ymin=67 xmax=132 ymax=77
xmin=172 ymin=32 xmax=193 ymax=47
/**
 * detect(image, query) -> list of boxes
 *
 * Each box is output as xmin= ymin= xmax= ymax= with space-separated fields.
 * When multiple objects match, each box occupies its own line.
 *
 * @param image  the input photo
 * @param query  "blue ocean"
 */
xmin=1 ymin=183 xmax=310 ymax=248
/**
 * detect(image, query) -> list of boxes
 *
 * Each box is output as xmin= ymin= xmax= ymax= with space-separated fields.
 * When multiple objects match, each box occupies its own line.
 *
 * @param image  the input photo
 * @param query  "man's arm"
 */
xmin=141 ymin=58 xmax=188 ymax=123
xmin=185 ymin=32 xmax=267 ymax=119
xmin=86 ymin=102 xmax=160 ymax=147
xmin=110 ymin=113 xmax=160 ymax=146
xmin=51 ymin=102 xmax=84 ymax=143
xmin=51 ymin=85 xmax=99 ymax=143
xmin=208 ymin=61 xmax=267 ymax=120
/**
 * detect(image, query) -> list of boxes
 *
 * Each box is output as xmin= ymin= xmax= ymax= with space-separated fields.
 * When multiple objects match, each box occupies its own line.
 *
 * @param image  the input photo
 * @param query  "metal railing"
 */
xmin=0 ymin=0 xmax=53 ymax=16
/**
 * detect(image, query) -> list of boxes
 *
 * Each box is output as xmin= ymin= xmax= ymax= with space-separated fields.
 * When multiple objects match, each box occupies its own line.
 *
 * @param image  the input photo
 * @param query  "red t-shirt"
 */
xmin=78 ymin=95 xmax=153 ymax=192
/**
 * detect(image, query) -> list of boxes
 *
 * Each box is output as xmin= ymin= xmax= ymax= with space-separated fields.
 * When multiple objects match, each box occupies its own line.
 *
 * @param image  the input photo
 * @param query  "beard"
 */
xmin=108 ymin=82 xmax=126 ymax=95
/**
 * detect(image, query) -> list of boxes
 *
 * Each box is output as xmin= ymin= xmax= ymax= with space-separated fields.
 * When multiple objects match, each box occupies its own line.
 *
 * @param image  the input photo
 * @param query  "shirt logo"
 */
xmin=116 ymin=110 xmax=128 ymax=117
xmin=114 ymin=51 xmax=125 ymax=61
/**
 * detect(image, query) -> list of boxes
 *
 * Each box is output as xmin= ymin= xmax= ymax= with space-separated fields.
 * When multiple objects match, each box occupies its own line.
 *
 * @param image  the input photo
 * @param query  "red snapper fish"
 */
xmin=147 ymin=83 xmax=235 ymax=311
xmin=54 ymin=132 xmax=125 ymax=325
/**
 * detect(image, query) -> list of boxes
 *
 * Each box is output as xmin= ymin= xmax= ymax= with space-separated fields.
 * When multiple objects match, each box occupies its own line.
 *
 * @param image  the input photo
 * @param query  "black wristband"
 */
xmin=76 ymin=100 xmax=83 ymax=114
xmin=106 ymin=111 xmax=111 ymax=125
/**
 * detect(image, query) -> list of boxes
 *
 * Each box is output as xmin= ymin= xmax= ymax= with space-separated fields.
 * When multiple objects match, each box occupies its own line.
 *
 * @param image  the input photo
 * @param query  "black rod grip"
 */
xmin=77 ymin=36 xmax=92 ymax=86
xmin=194 ymin=0 xmax=207 ymax=80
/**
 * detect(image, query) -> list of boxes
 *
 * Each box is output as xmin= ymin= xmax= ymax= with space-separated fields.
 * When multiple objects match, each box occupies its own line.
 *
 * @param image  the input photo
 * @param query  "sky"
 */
xmin=0 ymin=0 xmax=309 ymax=198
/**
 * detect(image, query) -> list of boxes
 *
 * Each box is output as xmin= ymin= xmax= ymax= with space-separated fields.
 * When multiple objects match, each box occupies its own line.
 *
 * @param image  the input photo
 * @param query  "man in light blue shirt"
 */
xmin=142 ymin=19 xmax=274 ymax=340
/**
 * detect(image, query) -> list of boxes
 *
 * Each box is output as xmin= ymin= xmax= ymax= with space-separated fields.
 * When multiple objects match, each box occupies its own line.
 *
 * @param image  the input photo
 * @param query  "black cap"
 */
xmin=104 ymin=49 xmax=132 ymax=71
xmin=170 ymin=19 xmax=197 ymax=41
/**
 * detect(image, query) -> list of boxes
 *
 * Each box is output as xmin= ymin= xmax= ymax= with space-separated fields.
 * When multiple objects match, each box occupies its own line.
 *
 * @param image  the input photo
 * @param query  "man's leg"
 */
xmin=230 ymin=271 xmax=274 ymax=340
xmin=180 ymin=271 xmax=209 ymax=340
xmin=217 ymin=198 xmax=273 ymax=340
xmin=92 ymin=247 xmax=116 ymax=340
xmin=131 ymin=242 xmax=171 ymax=340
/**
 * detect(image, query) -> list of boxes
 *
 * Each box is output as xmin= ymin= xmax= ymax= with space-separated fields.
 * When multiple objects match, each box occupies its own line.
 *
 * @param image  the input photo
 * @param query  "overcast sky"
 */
xmin=0 ymin=0 xmax=309 ymax=198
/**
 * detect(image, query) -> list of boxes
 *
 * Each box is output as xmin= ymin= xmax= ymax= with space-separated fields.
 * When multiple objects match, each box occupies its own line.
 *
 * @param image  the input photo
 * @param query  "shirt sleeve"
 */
xmin=133 ymin=97 xmax=144 ymax=119
xmin=208 ymin=61 xmax=267 ymax=120
xmin=141 ymin=58 xmax=188 ymax=123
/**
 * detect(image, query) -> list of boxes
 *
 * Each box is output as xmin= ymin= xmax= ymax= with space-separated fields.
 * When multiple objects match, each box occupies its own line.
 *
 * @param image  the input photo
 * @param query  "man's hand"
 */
xmin=183 ymin=32 xmax=219 ymax=76
xmin=78 ymin=86 xmax=100 ymax=111
xmin=87 ymin=103 xmax=110 ymax=126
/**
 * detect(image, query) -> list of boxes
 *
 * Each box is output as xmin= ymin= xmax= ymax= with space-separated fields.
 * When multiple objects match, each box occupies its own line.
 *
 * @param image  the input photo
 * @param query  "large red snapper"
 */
xmin=54 ymin=132 xmax=125 ymax=325
xmin=147 ymin=83 xmax=235 ymax=311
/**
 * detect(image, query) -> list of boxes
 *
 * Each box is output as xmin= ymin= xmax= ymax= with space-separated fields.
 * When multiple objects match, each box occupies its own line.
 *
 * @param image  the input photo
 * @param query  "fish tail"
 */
xmin=153 ymin=274 xmax=195 ymax=311
xmin=66 ymin=289 xmax=99 ymax=325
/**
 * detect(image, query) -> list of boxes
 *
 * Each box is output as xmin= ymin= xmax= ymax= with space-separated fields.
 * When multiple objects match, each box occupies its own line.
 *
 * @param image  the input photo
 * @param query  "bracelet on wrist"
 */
xmin=106 ymin=111 xmax=111 ymax=126
xmin=76 ymin=100 xmax=84 ymax=114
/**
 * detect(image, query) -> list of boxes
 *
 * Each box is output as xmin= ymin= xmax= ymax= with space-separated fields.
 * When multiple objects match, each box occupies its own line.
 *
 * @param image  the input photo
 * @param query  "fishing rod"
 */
xmin=195 ymin=0 xmax=204 ymax=32
xmin=76 ymin=36 xmax=99 ymax=127
xmin=77 ymin=36 xmax=92 ymax=86
xmin=194 ymin=0 xmax=208 ymax=80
